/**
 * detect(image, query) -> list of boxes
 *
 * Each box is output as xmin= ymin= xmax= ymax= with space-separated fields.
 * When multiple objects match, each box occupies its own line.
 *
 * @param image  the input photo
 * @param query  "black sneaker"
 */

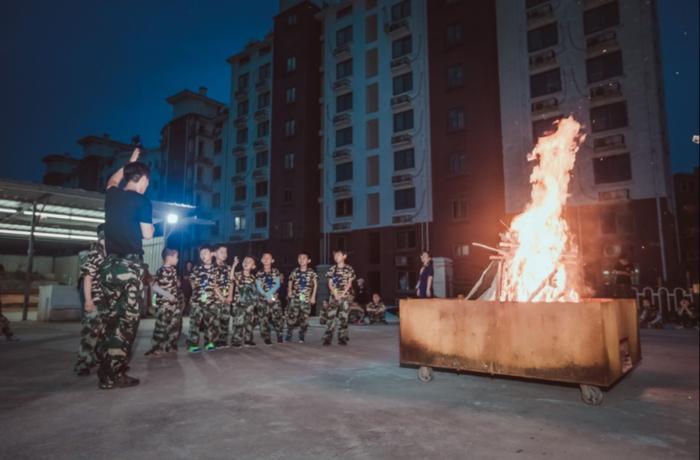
xmin=98 ymin=379 xmax=115 ymax=390
xmin=264 ymin=339 xmax=272 ymax=346
xmin=322 ymin=339 xmax=331 ymax=346
xmin=232 ymin=342 xmax=242 ymax=348
xmin=244 ymin=341 xmax=256 ymax=347
xmin=338 ymin=339 xmax=348 ymax=346
xmin=114 ymin=374 xmax=140 ymax=388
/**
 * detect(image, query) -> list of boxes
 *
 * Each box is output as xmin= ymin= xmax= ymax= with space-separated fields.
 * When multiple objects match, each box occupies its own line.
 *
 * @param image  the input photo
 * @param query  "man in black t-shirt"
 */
xmin=97 ymin=147 xmax=154 ymax=390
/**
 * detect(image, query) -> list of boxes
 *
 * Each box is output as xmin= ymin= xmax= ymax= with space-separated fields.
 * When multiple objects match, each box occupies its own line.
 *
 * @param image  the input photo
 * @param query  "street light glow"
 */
xmin=166 ymin=213 xmax=179 ymax=225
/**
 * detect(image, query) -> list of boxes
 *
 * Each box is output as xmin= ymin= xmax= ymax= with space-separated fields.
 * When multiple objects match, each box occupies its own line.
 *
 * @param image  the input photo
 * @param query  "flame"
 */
xmin=499 ymin=116 xmax=585 ymax=302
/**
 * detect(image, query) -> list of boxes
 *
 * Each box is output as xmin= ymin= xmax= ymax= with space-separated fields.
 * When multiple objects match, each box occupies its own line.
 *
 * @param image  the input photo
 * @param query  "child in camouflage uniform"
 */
xmin=255 ymin=253 xmax=284 ymax=345
xmin=187 ymin=246 xmax=219 ymax=352
xmin=285 ymin=252 xmax=318 ymax=343
xmin=232 ymin=256 xmax=258 ymax=347
xmin=365 ymin=293 xmax=387 ymax=324
xmin=74 ymin=225 xmax=106 ymax=375
xmin=324 ymin=249 xmax=355 ymax=346
xmin=145 ymin=248 xmax=182 ymax=356
xmin=214 ymin=245 xmax=237 ymax=348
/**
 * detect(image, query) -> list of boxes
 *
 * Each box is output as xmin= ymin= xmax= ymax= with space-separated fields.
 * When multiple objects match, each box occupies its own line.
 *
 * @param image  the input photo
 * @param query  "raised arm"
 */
xmin=106 ymin=147 xmax=141 ymax=190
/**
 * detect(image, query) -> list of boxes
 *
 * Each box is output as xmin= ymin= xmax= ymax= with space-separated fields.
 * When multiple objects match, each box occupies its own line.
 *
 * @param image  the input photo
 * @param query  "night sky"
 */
xmin=0 ymin=0 xmax=697 ymax=183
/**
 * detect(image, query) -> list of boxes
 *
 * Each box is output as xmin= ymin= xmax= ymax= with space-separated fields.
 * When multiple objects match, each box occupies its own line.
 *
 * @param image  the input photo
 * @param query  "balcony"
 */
xmin=384 ymin=18 xmax=410 ymax=37
xmin=230 ymin=204 xmax=245 ymax=212
xmin=332 ymin=222 xmax=352 ymax=231
xmin=254 ymin=109 xmax=269 ymax=121
xmin=231 ymin=174 xmax=246 ymax=183
xmin=583 ymin=0 xmax=616 ymax=10
xmin=391 ymin=174 xmax=413 ymax=187
xmin=392 ymin=215 xmax=413 ymax=224
xmin=234 ymin=116 xmax=248 ymax=128
xmin=531 ymin=97 xmax=559 ymax=115
xmin=252 ymin=168 xmax=267 ymax=179
xmin=234 ymin=88 xmax=248 ymax=100
xmin=391 ymin=94 xmax=411 ymax=110
xmin=332 ymin=78 xmax=351 ymax=93
xmin=332 ymin=148 xmax=352 ymax=162
xmin=332 ymin=112 xmax=352 ymax=127
xmin=390 ymin=56 xmax=411 ymax=74
xmin=589 ymin=81 xmax=622 ymax=102
xmin=586 ymin=30 xmax=618 ymax=54
xmin=593 ymin=134 xmax=626 ymax=153
xmin=598 ymin=188 xmax=630 ymax=202
xmin=332 ymin=184 xmax=352 ymax=195
xmin=252 ymin=201 xmax=266 ymax=209
xmin=526 ymin=3 xmax=553 ymax=28
xmin=255 ymin=79 xmax=269 ymax=92
xmin=529 ymin=49 xmax=556 ymax=71
xmin=391 ymin=133 xmax=412 ymax=147
xmin=253 ymin=139 xmax=267 ymax=151
xmin=332 ymin=44 xmax=351 ymax=60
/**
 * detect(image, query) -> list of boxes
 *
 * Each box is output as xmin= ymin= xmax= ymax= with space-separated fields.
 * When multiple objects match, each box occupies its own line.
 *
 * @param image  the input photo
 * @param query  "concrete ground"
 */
xmin=0 ymin=316 xmax=698 ymax=460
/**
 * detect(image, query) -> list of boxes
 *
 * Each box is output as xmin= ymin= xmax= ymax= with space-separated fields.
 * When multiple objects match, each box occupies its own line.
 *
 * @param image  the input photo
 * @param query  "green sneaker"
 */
xmin=205 ymin=342 xmax=216 ymax=351
xmin=188 ymin=345 xmax=202 ymax=353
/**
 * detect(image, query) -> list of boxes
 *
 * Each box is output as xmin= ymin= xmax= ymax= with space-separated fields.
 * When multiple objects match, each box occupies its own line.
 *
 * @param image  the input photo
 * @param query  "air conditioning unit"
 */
xmin=587 ymin=30 xmax=617 ymax=50
xmin=332 ymin=78 xmax=351 ymax=92
xmin=593 ymin=134 xmax=626 ymax=152
xmin=232 ymin=146 xmax=246 ymax=156
xmin=394 ymin=255 xmax=409 ymax=267
xmin=253 ymin=139 xmax=267 ymax=151
xmin=231 ymin=174 xmax=245 ymax=183
xmin=332 ymin=113 xmax=351 ymax=126
xmin=526 ymin=3 xmax=553 ymax=22
xmin=531 ymin=97 xmax=559 ymax=114
xmin=391 ymin=133 xmax=412 ymax=146
xmin=384 ymin=18 xmax=410 ymax=36
xmin=391 ymin=94 xmax=411 ymax=109
xmin=332 ymin=148 xmax=352 ymax=161
xmin=590 ymin=81 xmax=622 ymax=101
xmin=332 ymin=185 xmax=352 ymax=194
xmin=254 ymin=109 xmax=268 ymax=121
xmin=391 ymin=174 xmax=413 ymax=186
xmin=529 ymin=49 xmax=556 ymax=69
xmin=390 ymin=56 xmax=411 ymax=73
xmin=392 ymin=215 xmax=413 ymax=224
xmin=332 ymin=44 xmax=351 ymax=58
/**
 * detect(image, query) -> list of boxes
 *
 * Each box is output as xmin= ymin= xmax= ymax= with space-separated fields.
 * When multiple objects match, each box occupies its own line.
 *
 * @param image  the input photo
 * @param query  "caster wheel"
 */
xmin=580 ymin=384 xmax=604 ymax=406
xmin=417 ymin=366 xmax=434 ymax=383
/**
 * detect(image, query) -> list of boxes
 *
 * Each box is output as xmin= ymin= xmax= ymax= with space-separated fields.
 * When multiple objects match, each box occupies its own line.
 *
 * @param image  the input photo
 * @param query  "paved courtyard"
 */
xmin=0 ymin=317 xmax=698 ymax=460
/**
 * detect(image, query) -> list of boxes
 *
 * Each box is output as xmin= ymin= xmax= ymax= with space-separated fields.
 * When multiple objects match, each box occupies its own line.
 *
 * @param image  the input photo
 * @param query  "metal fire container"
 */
xmin=399 ymin=298 xmax=641 ymax=405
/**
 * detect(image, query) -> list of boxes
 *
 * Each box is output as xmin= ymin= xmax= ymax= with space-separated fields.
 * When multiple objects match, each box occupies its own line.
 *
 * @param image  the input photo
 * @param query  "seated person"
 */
xmin=639 ymin=297 xmax=663 ymax=329
xmin=365 ymin=293 xmax=386 ymax=324
xmin=675 ymin=298 xmax=698 ymax=329
xmin=348 ymin=299 xmax=366 ymax=324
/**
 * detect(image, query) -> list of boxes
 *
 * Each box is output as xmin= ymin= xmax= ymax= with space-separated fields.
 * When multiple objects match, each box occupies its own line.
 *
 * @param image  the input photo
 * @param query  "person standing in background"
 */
xmin=416 ymin=251 xmax=434 ymax=298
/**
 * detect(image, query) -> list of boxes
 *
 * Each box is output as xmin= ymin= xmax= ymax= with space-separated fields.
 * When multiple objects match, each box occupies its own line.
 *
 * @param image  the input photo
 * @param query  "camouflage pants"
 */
xmin=74 ymin=310 xmax=106 ymax=373
xmin=367 ymin=310 xmax=385 ymax=324
xmin=256 ymin=300 xmax=284 ymax=341
xmin=349 ymin=307 xmax=365 ymax=323
xmin=98 ymin=255 xmax=144 ymax=380
xmin=187 ymin=301 xmax=218 ymax=347
xmin=150 ymin=301 xmax=181 ymax=352
xmin=217 ymin=302 xmax=232 ymax=345
xmin=285 ymin=299 xmax=311 ymax=336
xmin=323 ymin=296 xmax=351 ymax=343
xmin=232 ymin=301 xmax=256 ymax=345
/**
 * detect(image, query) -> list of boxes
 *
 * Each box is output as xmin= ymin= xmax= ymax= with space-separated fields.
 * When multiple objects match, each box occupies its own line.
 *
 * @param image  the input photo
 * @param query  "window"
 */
xmin=336 ymin=198 xmax=353 ymax=217
xmin=590 ymin=101 xmax=628 ymax=132
xmin=532 ymin=116 xmax=562 ymax=140
xmin=236 ymin=128 xmax=248 ymax=144
xmin=366 ymin=15 xmax=378 ymax=42
xmin=255 ymin=212 xmax=267 ymax=228
xmin=395 ymin=188 xmax=416 ymax=210
xmin=257 ymin=121 xmax=269 ymax=138
xmin=593 ymin=153 xmax=631 ymax=184
xmin=237 ymin=100 xmax=249 ymax=116
xmin=235 ymin=185 xmax=246 ymax=201
xmin=281 ymin=221 xmax=294 ymax=240
xmin=586 ymin=51 xmax=623 ymax=83
xmin=600 ymin=210 xmax=634 ymax=235
xmin=336 ymin=92 xmax=353 ymax=112
xmin=366 ymin=83 xmax=379 ymax=113
xmin=394 ymin=110 xmax=414 ymax=132
xmin=212 ymin=193 xmax=221 ymax=209
xmin=235 ymin=156 xmax=247 ymax=173
xmin=447 ymin=64 xmax=464 ymax=88
xmin=337 ymin=25 xmax=353 ymax=47
xmin=367 ymin=119 xmax=379 ymax=149
xmin=287 ymin=56 xmax=297 ymax=72
xmin=336 ymin=126 xmax=353 ymax=147
xmin=454 ymin=244 xmax=470 ymax=258
xmin=256 ymin=150 xmax=268 ymax=168
xmin=286 ymin=87 xmax=296 ymax=103
xmin=447 ymin=107 xmax=465 ymax=131
xmin=258 ymin=92 xmax=270 ymax=108
xmin=392 ymin=35 xmax=412 ymax=58
xmin=258 ymin=63 xmax=271 ymax=81
xmin=366 ymin=48 xmax=378 ymax=77
xmin=337 ymin=59 xmax=353 ymax=78
xmin=234 ymin=215 xmax=246 ymax=232
xmin=283 ymin=152 xmax=295 ymax=170
xmin=451 ymin=197 xmax=468 ymax=220
xmin=367 ymin=156 xmax=379 ymax=186
xmin=446 ymin=23 xmax=464 ymax=46
xmin=283 ymin=189 xmax=293 ymax=204
xmin=214 ymin=139 xmax=223 ymax=153
xmin=336 ymin=162 xmax=353 ymax=182
xmin=213 ymin=166 xmax=222 ymax=180
xmin=527 ymin=22 xmax=558 ymax=52
xmin=396 ymin=229 xmax=416 ymax=249
xmin=255 ymin=181 xmax=268 ymax=197
xmin=285 ymin=119 xmax=296 ymax=137
xmin=584 ymin=1 xmax=620 ymax=35
xmin=367 ymin=194 xmax=380 ymax=225
xmin=449 ymin=153 xmax=467 ymax=175
xmin=238 ymin=73 xmax=249 ymax=90
xmin=530 ymin=68 xmax=561 ymax=97
xmin=393 ymin=72 xmax=413 ymax=95
xmin=337 ymin=4 xmax=352 ymax=19
xmin=394 ymin=148 xmax=415 ymax=171
xmin=287 ymin=14 xmax=297 ymax=26
xmin=391 ymin=0 xmax=411 ymax=20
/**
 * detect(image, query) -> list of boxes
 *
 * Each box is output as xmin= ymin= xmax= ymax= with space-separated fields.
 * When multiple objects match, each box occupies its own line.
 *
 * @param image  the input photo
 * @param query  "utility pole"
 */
xmin=22 ymin=200 xmax=38 ymax=320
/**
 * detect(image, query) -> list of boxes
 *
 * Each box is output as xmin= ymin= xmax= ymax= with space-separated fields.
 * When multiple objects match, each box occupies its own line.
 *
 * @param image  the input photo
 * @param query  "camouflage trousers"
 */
xmin=150 ymin=301 xmax=181 ymax=352
xmin=367 ymin=310 xmax=385 ymax=324
xmin=74 ymin=310 xmax=106 ymax=373
xmin=323 ymin=296 xmax=351 ymax=343
xmin=256 ymin=300 xmax=284 ymax=341
xmin=217 ymin=302 xmax=232 ymax=345
xmin=98 ymin=255 xmax=144 ymax=381
xmin=285 ymin=299 xmax=311 ymax=337
xmin=187 ymin=301 xmax=218 ymax=347
xmin=232 ymin=301 xmax=256 ymax=345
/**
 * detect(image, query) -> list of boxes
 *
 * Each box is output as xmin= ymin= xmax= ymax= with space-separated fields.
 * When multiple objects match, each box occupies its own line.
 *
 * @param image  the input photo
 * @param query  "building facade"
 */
xmin=674 ymin=168 xmax=699 ymax=287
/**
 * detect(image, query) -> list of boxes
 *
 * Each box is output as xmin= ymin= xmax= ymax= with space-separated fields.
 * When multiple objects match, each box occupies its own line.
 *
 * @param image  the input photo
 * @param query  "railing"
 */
xmin=632 ymin=287 xmax=694 ymax=312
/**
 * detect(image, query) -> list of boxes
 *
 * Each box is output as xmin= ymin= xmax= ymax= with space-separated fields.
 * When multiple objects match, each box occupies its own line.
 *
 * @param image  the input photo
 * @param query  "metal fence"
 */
xmin=632 ymin=286 xmax=695 ymax=312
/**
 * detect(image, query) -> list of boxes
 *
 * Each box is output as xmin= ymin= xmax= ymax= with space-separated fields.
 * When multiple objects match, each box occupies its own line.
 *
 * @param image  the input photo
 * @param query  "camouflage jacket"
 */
xmin=191 ymin=264 xmax=218 ymax=305
xmin=255 ymin=268 xmax=283 ymax=302
xmin=288 ymin=268 xmax=317 ymax=302
xmin=326 ymin=264 xmax=355 ymax=297
xmin=215 ymin=263 xmax=232 ymax=297
xmin=154 ymin=265 xmax=180 ymax=306
xmin=80 ymin=242 xmax=106 ymax=304
xmin=234 ymin=271 xmax=258 ymax=305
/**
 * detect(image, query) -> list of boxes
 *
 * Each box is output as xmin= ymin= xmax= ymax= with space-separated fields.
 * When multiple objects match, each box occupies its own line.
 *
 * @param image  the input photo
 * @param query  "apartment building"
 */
xmin=496 ymin=0 xmax=677 ymax=288
xmin=674 ymin=168 xmax=699 ymax=286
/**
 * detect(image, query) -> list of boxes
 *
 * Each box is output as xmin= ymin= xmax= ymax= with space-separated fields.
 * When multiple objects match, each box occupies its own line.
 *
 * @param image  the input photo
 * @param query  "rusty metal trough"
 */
xmin=399 ymin=298 xmax=641 ymax=405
